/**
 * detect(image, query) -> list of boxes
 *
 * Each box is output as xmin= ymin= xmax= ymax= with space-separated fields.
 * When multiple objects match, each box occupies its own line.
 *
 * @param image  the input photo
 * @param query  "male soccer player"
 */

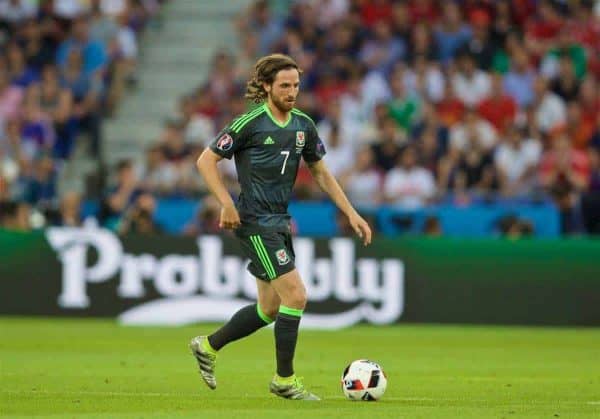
xmin=190 ymin=54 xmax=372 ymax=400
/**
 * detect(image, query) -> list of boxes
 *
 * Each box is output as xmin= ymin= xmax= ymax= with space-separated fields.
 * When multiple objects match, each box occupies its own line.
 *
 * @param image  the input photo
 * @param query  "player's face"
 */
xmin=267 ymin=68 xmax=300 ymax=112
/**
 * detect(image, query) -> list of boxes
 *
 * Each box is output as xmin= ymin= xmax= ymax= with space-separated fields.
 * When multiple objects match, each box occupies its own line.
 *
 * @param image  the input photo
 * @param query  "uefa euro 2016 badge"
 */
xmin=216 ymin=133 xmax=233 ymax=151
xmin=295 ymin=131 xmax=305 ymax=148
xmin=275 ymin=248 xmax=290 ymax=265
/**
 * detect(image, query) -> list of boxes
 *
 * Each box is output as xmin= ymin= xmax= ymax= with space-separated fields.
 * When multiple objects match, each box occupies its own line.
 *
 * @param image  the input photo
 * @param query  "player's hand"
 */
xmin=349 ymin=212 xmax=372 ymax=246
xmin=220 ymin=204 xmax=241 ymax=229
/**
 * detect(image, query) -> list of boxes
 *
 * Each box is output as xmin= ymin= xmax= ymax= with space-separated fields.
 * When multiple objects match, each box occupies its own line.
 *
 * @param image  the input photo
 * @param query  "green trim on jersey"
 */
xmin=250 ymin=235 xmax=276 ymax=279
xmin=231 ymin=106 xmax=266 ymax=133
xmin=291 ymin=108 xmax=316 ymax=126
xmin=264 ymin=103 xmax=292 ymax=128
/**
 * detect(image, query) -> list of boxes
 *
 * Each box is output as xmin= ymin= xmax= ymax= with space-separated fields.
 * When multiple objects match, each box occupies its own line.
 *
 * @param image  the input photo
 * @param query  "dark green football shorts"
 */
xmin=235 ymin=229 xmax=296 ymax=281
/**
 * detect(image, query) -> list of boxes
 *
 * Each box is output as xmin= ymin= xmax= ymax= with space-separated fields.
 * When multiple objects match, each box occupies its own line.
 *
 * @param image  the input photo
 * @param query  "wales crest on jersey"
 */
xmin=295 ymin=131 xmax=305 ymax=148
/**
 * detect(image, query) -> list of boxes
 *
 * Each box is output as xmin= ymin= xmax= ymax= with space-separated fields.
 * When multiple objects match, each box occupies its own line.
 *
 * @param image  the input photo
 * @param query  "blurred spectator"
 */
xmin=22 ymin=153 xmax=57 ymax=207
xmin=540 ymin=29 xmax=587 ymax=81
xmin=371 ymin=116 xmax=406 ymax=172
xmin=406 ymin=22 xmax=438 ymax=62
xmin=539 ymin=135 xmax=590 ymax=233
xmin=0 ymin=66 xmax=24 ymax=124
xmin=184 ymin=195 xmax=221 ymax=236
xmin=384 ymin=145 xmax=436 ymax=209
xmin=434 ymin=2 xmax=472 ymax=65
xmin=452 ymin=51 xmax=490 ymax=108
xmin=566 ymin=101 xmax=595 ymax=151
xmin=56 ymin=14 xmax=108 ymax=77
xmin=339 ymin=146 xmax=382 ymax=207
xmin=34 ymin=65 xmax=73 ymax=159
xmin=6 ymin=41 xmax=39 ymax=88
xmin=494 ymin=124 xmax=542 ymax=196
xmin=503 ymin=47 xmax=536 ymax=108
xmin=436 ymin=80 xmax=465 ymax=127
xmin=422 ymin=215 xmax=443 ymax=237
xmin=0 ymin=0 xmax=37 ymax=25
xmin=56 ymin=191 xmax=82 ymax=226
xmin=533 ymin=76 xmax=566 ymax=135
xmin=450 ymin=109 xmax=497 ymax=153
xmin=581 ymin=148 xmax=600 ymax=234
xmin=477 ymin=72 xmax=517 ymax=132
xmin=387 ymin=65 xmax=421 ymax=132
xmin=497 ymin=214 xmax=535 ymax=238
xmin=463 ymin=10 xmax=494 ymax=70
xmin=550 ymin=55 xmax=580 ymax=102
xmin=359 ymin=21 xmax=405 ymax=74
xmin=322 ymin=123 xmax=353 ymax=179
xmin=99 ymin=159 xmax=145 ymax=228
xmin=60 ymin=49 xmax=102 ymax=157
xmin=0 ymin=200 xmax=31 ymax=230
xmin=118 ymin=192 xmax=162 ymax=235
xmin=453 ymin=138 xmax=497 ymax=194
xmin=403 ymin=54 xmax=444 ymax=104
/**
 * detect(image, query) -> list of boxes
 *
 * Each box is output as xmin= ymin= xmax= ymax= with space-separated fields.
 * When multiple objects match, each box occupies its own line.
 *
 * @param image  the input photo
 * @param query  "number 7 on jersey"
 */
xmin=280 ymin=150 xmax=290 ymax=175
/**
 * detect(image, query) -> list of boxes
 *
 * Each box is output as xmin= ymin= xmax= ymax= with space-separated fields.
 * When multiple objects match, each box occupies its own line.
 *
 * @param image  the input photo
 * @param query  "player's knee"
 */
xmin=287 ymin=289 xmax=307 ymax=310
xmin=262 ymin=304 xmax=279 ymax=320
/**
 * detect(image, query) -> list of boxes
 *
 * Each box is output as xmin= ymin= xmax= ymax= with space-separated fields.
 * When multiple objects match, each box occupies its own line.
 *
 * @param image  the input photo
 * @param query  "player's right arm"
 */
xmin=196 ymin=148 xmax=241 ymax=229
xmin=197 ymin=125 xmax=246 ymax=230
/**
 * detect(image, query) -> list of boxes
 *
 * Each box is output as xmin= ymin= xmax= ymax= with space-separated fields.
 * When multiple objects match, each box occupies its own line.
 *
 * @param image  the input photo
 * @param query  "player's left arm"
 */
xmin=307 ymin=159 xmax=372 ymax=246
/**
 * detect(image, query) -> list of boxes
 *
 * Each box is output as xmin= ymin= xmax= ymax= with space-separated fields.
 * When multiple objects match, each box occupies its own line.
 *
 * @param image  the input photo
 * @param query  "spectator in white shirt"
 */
xmin=339 ymin=146 xmax=382 ymax=208
xmin=532 ymin=76 xmax=566 ymax=134
xmin=495 ymin=124 xmax=542 ymax=195
xmin=323 ymin=123 xmax=354 ymax=178
xmin=450 ymin=109 xmax=497 ymax=152
xmin=384 ymin=146 xmax=436 ymax=209
xmin=451 ymin=51 xmax=491 ymax=107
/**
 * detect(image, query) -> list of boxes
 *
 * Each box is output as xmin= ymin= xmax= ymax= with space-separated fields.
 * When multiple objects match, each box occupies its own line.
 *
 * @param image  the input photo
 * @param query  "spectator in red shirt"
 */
xmin=437 ymin=81 xmax=466 ymax=127
xmin=477 ymin=72 xmax=517 ymax=133
xmin=360 ymin=0 xmax=392 ymax=27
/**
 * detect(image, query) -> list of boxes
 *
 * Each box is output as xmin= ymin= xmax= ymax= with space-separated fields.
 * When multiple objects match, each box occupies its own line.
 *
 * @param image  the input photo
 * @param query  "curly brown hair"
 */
xmin=245 ymin=54 xmax=302 ymax=103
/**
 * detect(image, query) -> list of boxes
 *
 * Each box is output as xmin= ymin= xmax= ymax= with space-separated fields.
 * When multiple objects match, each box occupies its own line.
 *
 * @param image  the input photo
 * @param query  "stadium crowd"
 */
xmin=1 ymin=0 xmax=600 ymax=236
xmin=0 ymin=0 xmax=164 ymax=229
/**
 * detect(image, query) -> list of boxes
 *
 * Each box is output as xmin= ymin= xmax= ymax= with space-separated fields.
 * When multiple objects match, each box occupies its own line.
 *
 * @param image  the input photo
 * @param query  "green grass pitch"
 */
xmin=1 ymin=318 xmax=599 ymax=418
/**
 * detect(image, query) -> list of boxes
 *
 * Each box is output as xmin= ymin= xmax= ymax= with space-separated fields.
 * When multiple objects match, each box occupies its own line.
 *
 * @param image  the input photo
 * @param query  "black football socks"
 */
xmin=274 ymin=305 xmax=303 ymax=377
xmin=207 ymin=303 xmax=274 ymax=351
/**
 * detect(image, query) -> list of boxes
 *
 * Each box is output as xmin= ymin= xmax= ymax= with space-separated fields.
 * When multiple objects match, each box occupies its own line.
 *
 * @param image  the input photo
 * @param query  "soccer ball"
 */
xmin=341 ymin=359 xmax=387 ymax=401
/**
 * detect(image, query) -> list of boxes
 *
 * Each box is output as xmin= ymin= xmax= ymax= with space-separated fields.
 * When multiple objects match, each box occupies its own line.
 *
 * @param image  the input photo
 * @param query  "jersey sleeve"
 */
xmin=302 ymin=122 xmax=327 ymax=163
xmin=208 ymin=121 xmax=246 ymax=160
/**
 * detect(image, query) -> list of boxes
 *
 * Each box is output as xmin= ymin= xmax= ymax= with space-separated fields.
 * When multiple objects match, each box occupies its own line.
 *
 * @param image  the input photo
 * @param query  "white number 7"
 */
xmin=280 ymin=150 xmax=290 ymax=174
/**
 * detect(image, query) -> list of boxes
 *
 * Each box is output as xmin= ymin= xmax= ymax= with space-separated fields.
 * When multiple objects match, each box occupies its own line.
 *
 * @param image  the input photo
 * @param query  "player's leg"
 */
xmin=190 ymin=232 xmax=279 ymax=390
xmin=269 ymin=268 xmax=306 ymax=378
xmin=268 ymin=268 xmax=319 ymax=400
xmin=205 ymin=278 xmax=278 ymax=351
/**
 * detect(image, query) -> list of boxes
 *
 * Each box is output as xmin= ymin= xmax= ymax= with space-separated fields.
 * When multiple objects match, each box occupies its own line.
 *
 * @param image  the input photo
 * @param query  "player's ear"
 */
xmin=263 ymin=82 xmax=271 ymax=93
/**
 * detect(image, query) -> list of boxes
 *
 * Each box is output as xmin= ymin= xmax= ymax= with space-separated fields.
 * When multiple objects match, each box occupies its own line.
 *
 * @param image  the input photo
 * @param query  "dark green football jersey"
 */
xmin=208 ymin=103 xmax=326 ymax=231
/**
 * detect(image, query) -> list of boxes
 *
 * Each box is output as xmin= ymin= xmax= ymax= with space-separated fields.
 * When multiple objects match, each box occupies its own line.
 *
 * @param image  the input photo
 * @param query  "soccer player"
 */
xmin=190 ymin=54 xmax=372 ymax=400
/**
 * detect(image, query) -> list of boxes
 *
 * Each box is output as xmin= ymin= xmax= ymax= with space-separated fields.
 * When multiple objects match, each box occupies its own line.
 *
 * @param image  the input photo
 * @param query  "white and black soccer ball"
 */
xmin=341 ymin=359 xmax=387 ymax=401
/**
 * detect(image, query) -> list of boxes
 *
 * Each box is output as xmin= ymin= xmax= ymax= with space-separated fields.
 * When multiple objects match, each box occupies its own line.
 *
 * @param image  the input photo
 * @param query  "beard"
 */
xmin=270 ymin=94 xmax=295 ymax=112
